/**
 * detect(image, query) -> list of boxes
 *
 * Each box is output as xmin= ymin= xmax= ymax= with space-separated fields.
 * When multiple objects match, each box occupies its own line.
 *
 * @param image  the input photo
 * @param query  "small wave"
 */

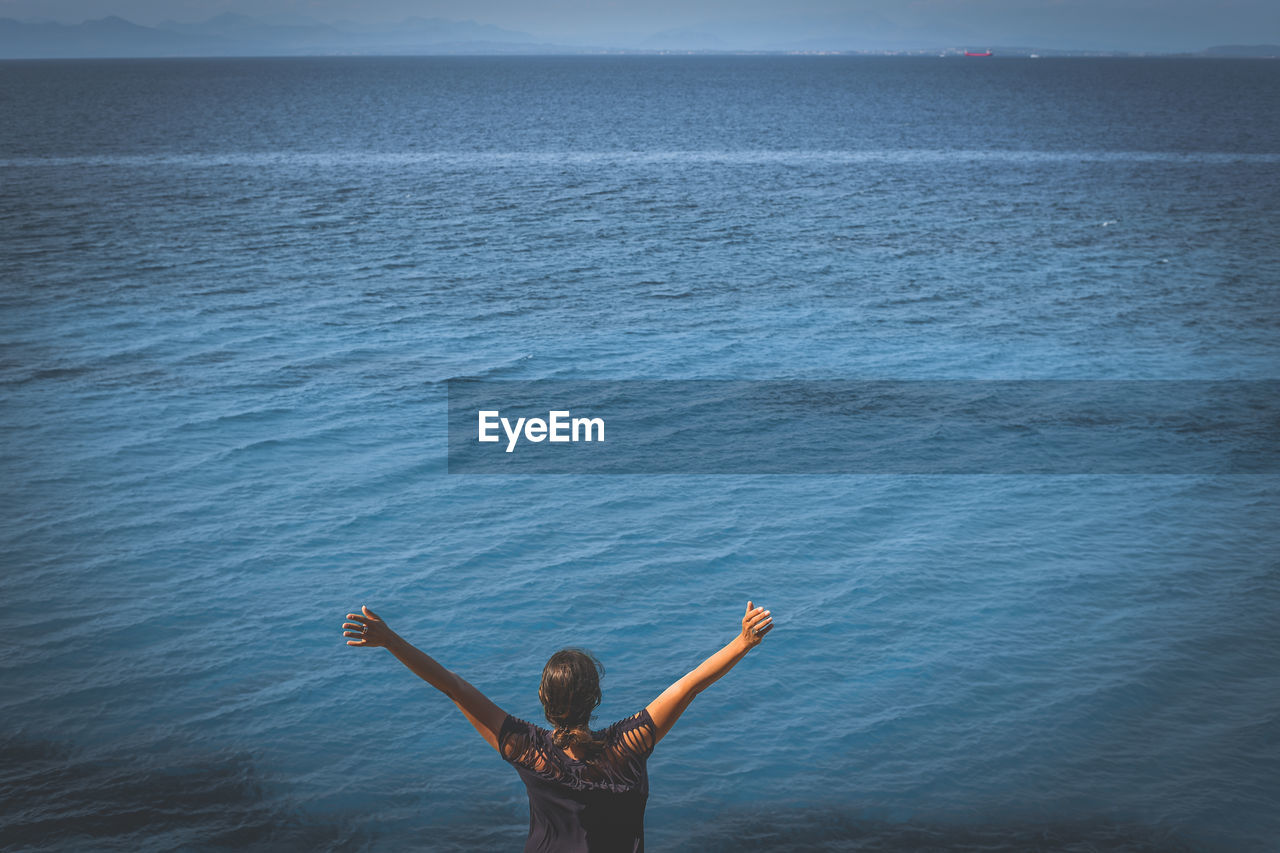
xmin=443 ymin=353 xmax=535 ymax=383
xmin=224 ymin=437 xmax=286 ymax=456
xmin=21 ymin=365 xmax=92 ymax=383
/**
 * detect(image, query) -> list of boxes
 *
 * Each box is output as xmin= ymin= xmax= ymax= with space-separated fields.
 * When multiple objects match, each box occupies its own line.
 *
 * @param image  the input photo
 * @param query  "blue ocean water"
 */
xmin=1 ymin=56 xmax=1278 ymax=851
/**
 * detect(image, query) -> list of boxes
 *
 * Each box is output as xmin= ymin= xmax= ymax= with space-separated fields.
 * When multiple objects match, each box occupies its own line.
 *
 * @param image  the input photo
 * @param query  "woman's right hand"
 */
xmin=740 ymin=601 xmax=774 ymax=647
xmin=343 ymin=605 xmax=394 ymax=648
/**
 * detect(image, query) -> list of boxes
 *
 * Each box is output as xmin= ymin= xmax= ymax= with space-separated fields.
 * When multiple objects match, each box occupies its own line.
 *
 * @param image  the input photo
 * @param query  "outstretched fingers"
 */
xmin=740 ymin=601 xmax=773 ymax=642
xmin=343 ymin=605 xmax=389 ymax=648
xmin=343 ymin=611 xmax=370 ymax=646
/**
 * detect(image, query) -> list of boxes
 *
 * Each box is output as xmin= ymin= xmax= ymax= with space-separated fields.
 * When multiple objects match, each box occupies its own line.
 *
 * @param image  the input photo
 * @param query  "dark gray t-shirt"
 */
xmin=499 ymin=708 xmax=658 ymax=853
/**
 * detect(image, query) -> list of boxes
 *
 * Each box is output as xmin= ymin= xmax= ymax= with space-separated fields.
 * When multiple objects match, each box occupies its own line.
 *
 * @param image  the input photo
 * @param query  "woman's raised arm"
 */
xmin=645 ymin=601 xmax=774 ymax=746
xmin=343 ymin=605 xmax=507 ymax=752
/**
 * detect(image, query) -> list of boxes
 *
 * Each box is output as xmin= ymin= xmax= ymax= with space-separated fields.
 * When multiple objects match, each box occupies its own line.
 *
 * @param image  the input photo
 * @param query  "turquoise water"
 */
xmin=1 ymin=57 xmax=1278 ymax=851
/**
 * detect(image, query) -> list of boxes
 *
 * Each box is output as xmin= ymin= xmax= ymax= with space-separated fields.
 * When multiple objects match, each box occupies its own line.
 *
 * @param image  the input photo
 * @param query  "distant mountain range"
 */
xmin=0 ymin=14 xmax=1277 ymax=59
xmin=0 ymin=14 xmax=553 ymax=58
xmin=1201 ymin=44 xmax=1280 ymax=57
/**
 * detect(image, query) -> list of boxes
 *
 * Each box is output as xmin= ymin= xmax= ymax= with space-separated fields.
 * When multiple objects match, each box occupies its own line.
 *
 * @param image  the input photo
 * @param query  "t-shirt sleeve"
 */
xmin=498 ymin=715 xmax=540 ymax=768
xmin=607 ymin=708 xmax=657 ymax=762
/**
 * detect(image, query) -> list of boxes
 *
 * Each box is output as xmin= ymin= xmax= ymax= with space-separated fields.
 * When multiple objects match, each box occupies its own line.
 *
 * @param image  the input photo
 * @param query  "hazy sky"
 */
xmin=3 ymin=0 xmax=1278 ymax=51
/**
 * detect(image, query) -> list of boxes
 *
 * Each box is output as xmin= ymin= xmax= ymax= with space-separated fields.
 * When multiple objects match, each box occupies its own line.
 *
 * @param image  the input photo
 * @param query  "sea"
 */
xmin=1 ymin=56 xmax=1278 ymax=852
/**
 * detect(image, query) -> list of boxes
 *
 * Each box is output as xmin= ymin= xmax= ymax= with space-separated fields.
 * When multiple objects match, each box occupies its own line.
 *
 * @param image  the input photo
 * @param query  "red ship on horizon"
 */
xmin=964 ymin=50 xmax=994 ymax=57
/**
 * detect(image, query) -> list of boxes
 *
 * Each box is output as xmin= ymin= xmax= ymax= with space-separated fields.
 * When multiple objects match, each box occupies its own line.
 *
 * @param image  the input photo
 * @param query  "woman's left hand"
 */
xmin=343 ymin=605 xmax=393 ymax=648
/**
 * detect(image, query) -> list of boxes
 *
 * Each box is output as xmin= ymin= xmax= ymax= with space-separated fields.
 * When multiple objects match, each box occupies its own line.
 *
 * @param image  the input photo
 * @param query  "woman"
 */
xmin=342 ymin=601 xmax=775 ymax=852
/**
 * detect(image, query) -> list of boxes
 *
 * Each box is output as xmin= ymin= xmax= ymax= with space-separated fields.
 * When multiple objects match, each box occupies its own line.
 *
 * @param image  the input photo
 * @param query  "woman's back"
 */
xmin=343 ymin=602 xmax=773 ymax=852
xmin=499 ymin=710 xmax=657 ymax=853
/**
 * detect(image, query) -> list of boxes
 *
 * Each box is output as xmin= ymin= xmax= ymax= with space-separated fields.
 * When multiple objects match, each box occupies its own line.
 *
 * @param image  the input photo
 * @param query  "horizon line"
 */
xmin=1 ymin=14 xmax=1277 ymax=58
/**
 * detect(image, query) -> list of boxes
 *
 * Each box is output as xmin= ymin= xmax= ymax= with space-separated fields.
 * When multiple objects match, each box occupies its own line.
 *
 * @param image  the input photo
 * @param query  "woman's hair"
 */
xmin=540 ymin=648 xmax=605 ymax=760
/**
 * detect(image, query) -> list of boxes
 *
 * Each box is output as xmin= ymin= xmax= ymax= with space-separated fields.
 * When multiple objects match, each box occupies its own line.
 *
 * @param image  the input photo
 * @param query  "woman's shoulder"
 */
xmin=501 ymin=714 xmax=551 ymax=737
xmin=500 ymin=714 xmax=564 ymax=773
xmin=605 ymin=708 xmax=654 ymax=733
xmin=499 ymin=714 xmax=551 ymax=752
xmin=602 ymin=709 xmax=656 ymax=758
